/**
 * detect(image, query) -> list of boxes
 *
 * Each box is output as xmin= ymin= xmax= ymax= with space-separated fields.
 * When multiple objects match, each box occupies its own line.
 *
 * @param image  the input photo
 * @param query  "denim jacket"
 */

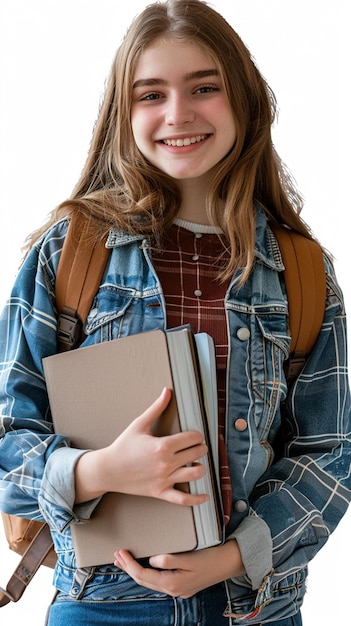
xmin=1 ymin=209 xmax=350 ymax=624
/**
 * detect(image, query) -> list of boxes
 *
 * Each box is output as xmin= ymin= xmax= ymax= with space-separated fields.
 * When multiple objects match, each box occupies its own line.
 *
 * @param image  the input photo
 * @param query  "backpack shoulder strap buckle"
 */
xmin=57 ymin=306 xmax=83 ymax=351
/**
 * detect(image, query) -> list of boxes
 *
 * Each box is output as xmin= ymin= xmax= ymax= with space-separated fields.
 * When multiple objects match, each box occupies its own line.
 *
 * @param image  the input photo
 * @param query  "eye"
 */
xmin=140 ymin=92 xmax=162 ymax=101
xmin=194 ymin=85 xmax=219 ymax=94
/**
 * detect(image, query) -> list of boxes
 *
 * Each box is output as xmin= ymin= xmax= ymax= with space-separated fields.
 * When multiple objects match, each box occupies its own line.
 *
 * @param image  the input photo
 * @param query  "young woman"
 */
xmin=0 ymin=1 xmax=350 ymax=624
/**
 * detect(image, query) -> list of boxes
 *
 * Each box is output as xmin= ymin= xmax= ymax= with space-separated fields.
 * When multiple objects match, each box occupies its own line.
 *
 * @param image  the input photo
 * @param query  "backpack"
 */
xmin=0 ymin=213 xmax=326 ymax=606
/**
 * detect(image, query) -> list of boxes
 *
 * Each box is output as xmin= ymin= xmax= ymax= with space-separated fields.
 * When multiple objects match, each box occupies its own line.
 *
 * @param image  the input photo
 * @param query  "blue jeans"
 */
xmin=46 ymin=584 xmax=303 ymax=626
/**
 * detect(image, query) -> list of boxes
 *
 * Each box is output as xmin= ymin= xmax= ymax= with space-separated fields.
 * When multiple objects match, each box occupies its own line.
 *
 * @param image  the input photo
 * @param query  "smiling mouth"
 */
xmin=161 ymin=134 xmax=208 ymax=147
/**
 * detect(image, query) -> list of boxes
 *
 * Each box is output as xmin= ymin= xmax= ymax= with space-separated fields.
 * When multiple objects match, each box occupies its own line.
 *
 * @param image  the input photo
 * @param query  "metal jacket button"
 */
xmin=237 ymin=327 xmax=250 ymax=341
xmin=234 ymin=499 xmax=248 ymax=513
xmin=234 ymin=418 xmax=248 ymax=431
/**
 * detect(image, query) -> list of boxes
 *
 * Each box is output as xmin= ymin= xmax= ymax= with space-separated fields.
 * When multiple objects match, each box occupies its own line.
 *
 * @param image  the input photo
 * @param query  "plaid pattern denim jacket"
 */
xmin=1 ymin=208 xmax=350 ymax=623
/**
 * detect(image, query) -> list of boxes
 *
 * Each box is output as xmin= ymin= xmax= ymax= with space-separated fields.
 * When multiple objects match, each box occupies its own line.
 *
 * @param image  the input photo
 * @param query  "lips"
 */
xmin=161 ymin=134 xmax=208 ymax=147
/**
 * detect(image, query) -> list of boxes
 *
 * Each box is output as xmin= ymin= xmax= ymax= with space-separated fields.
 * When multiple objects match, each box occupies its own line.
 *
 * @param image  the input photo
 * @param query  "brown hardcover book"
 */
xmin=43 ymin=327 xmax=222 ymax=567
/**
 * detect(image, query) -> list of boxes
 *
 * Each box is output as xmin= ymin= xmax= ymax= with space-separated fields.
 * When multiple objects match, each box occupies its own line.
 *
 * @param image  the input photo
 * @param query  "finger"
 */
xmin=132 ymin=387 xmax=172 ymax=432
xmin=114 ymin=550 xmax=180 ymax=595
xmin=171 ymin=460 xmax=207 ymax=485
xmin=160 ymin=486 xmax=209 ymax=507
xmin=114 ymin=549 xmax=149 ymax=579
xmin=166 ymin=429 xmax=206 ymax=453
xmin=149 ymin=553 xmax=182 ymax=570
xmin=173 ymin=441 xmax=208 ymax=466
xmin=132 ymin=389 xmax=207 ymax=455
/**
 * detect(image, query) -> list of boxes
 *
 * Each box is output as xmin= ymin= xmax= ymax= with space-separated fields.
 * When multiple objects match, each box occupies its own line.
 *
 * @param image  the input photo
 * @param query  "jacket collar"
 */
xmin=106 ymin=207 xmax=284 ymax=272
xmin=254 ymin=208 xmax=284 ymax=271
xmin=106 ymin=230 xmax=144 ymax=248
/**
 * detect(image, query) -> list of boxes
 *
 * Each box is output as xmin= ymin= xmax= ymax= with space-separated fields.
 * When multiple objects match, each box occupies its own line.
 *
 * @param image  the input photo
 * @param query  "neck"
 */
xmin=177 ymin=176 xmax=211 ymax=224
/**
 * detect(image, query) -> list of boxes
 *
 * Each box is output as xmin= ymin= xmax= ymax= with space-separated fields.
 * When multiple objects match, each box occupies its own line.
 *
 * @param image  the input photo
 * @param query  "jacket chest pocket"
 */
xmin=250 ymin=310 xmax=291 ymax=435
xmin=228 ymin=304 xmax=290 ymax=440
xmin=84 ymin=285 xmax=164 ymax=343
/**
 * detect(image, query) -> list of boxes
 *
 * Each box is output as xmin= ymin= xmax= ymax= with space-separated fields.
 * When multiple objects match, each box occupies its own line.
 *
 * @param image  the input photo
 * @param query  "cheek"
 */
xmin=130 ymin=111 xmax=146 ymax=148
xmin=209 ymin=100 xmax=237 ymax=144
xmin=221 ymin=114 xmax=237 ymax=150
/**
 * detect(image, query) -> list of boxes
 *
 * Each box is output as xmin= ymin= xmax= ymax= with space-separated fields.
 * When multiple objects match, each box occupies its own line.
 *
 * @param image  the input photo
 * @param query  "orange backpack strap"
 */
xmin=271 ymin=225 xmax=326 ymax=382
xmin=55 ymin=212 xmax=111 ymax=351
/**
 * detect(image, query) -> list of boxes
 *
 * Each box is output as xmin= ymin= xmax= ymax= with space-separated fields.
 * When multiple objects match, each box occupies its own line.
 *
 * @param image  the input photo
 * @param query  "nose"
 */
xmin=165 ymin=94 xmax=195 ymax=126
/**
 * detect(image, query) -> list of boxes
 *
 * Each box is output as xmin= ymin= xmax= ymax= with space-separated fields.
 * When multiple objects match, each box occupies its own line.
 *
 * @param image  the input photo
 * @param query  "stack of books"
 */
xmin=43 ymin=326 xmax=223 ymax=567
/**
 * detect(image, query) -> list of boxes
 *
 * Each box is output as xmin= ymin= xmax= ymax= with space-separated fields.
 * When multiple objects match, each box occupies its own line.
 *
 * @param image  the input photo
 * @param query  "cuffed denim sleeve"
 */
xmin=228 ymin=513 xmax=273 ymax=590
xmin=39 ymin=447 xmax=102 ymax=532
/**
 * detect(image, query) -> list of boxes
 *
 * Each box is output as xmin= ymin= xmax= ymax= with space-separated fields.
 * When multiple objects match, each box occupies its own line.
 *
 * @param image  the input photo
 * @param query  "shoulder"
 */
xmin=23 ymin=218 xmax=70 ymax=275
xmin=322 ymin=252 xmax=346 ymax=315
xmin=15 ymin=219 xmax=71 ymax=296
xmin=35 ymin=218 xmax=70 ymax=255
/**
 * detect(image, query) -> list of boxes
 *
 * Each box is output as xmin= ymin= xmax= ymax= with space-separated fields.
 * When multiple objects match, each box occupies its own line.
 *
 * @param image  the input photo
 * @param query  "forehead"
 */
xmin=133 ymin=37 xmax=217 ymax=81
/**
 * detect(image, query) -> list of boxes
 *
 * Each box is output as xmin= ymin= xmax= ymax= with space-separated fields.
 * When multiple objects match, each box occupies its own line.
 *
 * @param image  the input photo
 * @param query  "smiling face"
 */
xmin=131 ymin=38 xmax=237 ymax=189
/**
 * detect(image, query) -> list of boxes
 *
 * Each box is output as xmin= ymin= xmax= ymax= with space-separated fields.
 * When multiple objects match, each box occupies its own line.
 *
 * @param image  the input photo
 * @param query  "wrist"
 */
xmin=74 ymin=448 xmax=108 ymax=504
xmin=215 ymin=539 xmax=245 ymax=580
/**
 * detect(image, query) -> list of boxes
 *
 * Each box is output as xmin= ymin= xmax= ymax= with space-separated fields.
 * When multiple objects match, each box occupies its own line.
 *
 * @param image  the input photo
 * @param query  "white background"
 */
xmin=0 ymin=1 xmax=350 ymax=624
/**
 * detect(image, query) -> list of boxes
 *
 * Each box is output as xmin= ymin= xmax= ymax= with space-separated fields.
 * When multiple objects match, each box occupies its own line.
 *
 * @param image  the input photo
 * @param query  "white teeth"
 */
xmin=163 ymin=135 xmax=206 ymax=147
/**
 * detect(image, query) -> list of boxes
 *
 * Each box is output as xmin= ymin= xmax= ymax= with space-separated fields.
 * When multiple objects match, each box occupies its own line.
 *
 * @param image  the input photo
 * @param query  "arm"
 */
xmin=231 ymin=255 xmax=351 ymax=595
xmin=118 ymin=258 xmax=351 ymax=603
xmin=0 ymin=221 xmax=75 ymax=523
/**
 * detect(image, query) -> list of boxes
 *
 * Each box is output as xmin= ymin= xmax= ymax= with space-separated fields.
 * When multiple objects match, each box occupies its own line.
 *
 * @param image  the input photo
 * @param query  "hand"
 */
xmin=114 ymin=540 xmax=245 ymax=598
xmin=75 ymin=388 xmax=209 ymax=506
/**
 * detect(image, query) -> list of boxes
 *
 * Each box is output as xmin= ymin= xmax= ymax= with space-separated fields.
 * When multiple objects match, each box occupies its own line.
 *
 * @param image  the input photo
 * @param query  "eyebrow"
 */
xmin=132 ymin=69 xmax=219 ymax=89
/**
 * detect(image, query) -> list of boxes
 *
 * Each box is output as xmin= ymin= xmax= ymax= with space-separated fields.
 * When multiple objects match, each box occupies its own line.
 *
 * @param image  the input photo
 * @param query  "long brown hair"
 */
xmin=25 ymin=0 xmax=312 ymax=283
